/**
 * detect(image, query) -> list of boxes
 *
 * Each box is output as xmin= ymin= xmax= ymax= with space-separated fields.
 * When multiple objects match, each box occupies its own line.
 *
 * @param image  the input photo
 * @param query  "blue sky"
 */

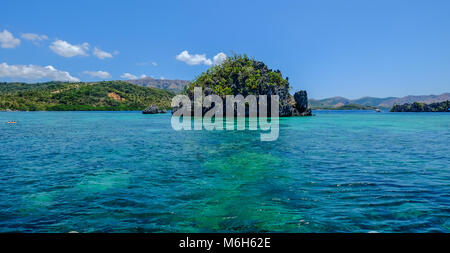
xmin=1 ymin=0 xmax=449 ymax=99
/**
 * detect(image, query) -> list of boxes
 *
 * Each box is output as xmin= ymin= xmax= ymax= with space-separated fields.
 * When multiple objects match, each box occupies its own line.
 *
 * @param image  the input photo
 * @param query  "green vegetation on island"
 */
xmin=390 ymin=100 xmax=449 ymax=112
xmin=0 ymin=81 xmax=174 ymax=111
xmin=185 ymin=54 xmax=288 ymax=97
xmin=180 ymin=54 xmax=312 ymax=116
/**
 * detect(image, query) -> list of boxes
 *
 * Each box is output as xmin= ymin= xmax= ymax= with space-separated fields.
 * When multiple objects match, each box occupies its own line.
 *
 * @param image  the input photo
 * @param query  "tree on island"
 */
xmin=180 ymin=54 xmax=312 ymax=117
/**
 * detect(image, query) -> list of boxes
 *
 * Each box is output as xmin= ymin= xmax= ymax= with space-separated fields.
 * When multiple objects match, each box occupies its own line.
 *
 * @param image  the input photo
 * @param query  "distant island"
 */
xmin=309 ymin=93 xmax=450 ymax=110
xmin=0 ymin=81 xmax=174 ymax=111
xmin=391 ymin=100 xmax=449 ymax=112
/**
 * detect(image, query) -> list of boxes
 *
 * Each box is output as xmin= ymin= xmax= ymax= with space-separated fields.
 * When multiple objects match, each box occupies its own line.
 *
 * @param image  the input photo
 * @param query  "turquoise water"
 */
xmin=0 ymin=111 xmax=449 ymax=233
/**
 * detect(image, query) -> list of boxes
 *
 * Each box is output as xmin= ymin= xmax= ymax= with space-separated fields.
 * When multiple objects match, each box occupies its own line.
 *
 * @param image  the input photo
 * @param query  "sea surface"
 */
xmin=0 ymin=111 xmax=449 ymax=233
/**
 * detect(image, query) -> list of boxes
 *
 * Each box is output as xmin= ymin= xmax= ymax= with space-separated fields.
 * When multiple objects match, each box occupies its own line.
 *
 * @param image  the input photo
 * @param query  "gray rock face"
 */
xmin=276 ymin=85 xmax=295 ymax=117
xmin=172 ymin=91 xmax=313 ymax=117
xmin=294 ymin=90 xmax=308 ymax=112
xmin=294 ymin=107 xmax=312 ymax=116
xmin=142 ymin=105 xmax=167 ymax=114
xmin=279 ymin=104 xmax=294 ymax=117
xmin=291 ymin=90 xmax=312 ymax=116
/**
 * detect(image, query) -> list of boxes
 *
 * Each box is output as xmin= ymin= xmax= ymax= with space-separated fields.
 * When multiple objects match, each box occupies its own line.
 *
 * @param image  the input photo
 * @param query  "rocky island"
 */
xmin=142 ymin=105 xmax=167 ymax=114
xmin=173 ymin=55 xmax=312 ymax=117
xmin=390 ymin=100 xmax=449 ymax=112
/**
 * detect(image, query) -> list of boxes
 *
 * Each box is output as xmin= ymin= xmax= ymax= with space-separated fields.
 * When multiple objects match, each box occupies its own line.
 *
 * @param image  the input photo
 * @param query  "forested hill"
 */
xmin=0 ymin=81 xmax=174 ymax=111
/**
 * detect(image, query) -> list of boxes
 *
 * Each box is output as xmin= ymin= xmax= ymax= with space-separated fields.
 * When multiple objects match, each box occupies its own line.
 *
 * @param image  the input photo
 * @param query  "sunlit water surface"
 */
xmin=0 ymin=111 xmax=449 ymax=232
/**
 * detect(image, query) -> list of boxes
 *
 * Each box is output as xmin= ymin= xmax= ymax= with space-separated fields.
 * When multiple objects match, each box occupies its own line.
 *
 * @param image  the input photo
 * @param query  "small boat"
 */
xmin=8 ymin=121 xmax=17 ymax=124
xmin=374 ymin=109 xmax=381 ymax=113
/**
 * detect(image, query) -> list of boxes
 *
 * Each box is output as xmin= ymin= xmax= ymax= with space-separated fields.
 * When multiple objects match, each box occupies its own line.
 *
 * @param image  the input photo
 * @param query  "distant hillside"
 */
xmin=314 ymin=104 xmax=377 ymax=110
xmin=379 ymin=93 xmax=450 ymax=108
xmin=0 ymin=81 xmax=174 ymax=111
xmin=391 ymin=101 xmax=449 ymax=112
xmin=127 ymin=77 xmax=189 ymax=93
xmin=351 ymin=96 xmax=397 ymax=107
xmin=309 ymin=93 xmax=450 ymax=109
xmin=309 ymin=96 xmax=352 ymax=108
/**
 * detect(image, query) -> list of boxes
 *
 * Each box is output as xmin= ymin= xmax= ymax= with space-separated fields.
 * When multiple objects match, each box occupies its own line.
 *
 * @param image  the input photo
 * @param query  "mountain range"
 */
xmin=125 ymin=77 xmax=449 ymax=109
xmin=309 ymin=93 xmax=450 ymax=109
xmin=1 ymin=79 xmax=448 ymax=111
xmin=126 ymin=77 xmax=189 ymax=93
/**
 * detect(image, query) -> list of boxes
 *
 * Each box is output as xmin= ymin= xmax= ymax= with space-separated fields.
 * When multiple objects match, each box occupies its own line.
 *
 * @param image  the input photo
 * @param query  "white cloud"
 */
xmin=120 ymin=73 xmax=138 ymax=80
xmin=21 ymin=33 xmax=48 ymax=45
xmin=152 ymin=62 xmax=157 ymax=66
xmin=160 ymin=76 xmax=165 ymax=80
xmin=93 ymin=47 xmax=113 ymax=59
xmin=49 ymin=39 xmax=89 ymax=57
xmin=82 ymin=70 xmax=111 ymax=79
xmin=176 ymin=50 xmax=212 ymax=66
xmin=176 ymin=50 xmax=226 ymax=66
xmin=0 ymin=62 xmax=79 ymax=82
xmin=0 ymin=29 xmax=21 ymax=49
xmin=121 ymin=73 xmax=148 ymax=80
xmin=213 ymin=52 xmax=227 ymax=65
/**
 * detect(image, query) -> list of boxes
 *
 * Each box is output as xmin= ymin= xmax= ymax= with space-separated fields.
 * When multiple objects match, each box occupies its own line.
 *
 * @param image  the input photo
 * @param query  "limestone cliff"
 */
xmin=174 ymin=55 xmax=312 ymax=117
